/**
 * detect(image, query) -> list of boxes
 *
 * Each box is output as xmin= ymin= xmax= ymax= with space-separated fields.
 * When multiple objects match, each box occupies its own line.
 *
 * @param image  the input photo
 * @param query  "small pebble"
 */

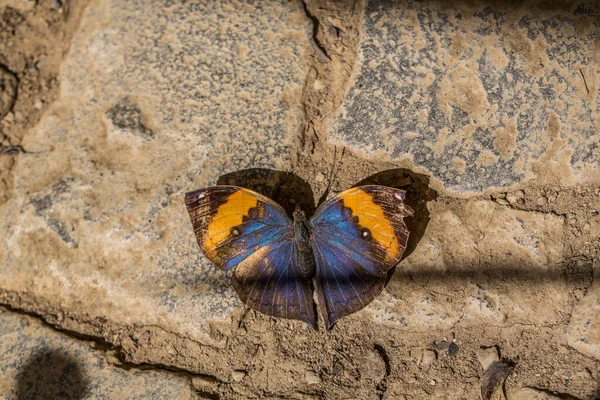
xmin=477 ymin=346 xmax=500 ymax=370
xmin=495 ymin=198 xmax=509 ymax=206
xmin=536 ymin=196 xmax=548 ymax=206
xmin=448 ymin=342 xmax=459 ymax=356
xmin=506 ymin=190 xmax=525 ymax=204
xmin=232 ymin=370 xmax=246 ymax=382
xmin=306 ymin=370 xmax=321 ymax=385
xmin=332 ymin=362 xmax=343 ymax=376
xmin=315 ymin=172 xmax=325 ymax=183
xmin=419 ymin=349 xmax=436 ymax=369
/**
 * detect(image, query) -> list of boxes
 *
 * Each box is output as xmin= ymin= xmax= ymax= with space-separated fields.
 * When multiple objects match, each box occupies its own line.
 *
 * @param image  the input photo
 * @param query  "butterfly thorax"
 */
xmin=293 ymin=207 xmax=315 ymax=279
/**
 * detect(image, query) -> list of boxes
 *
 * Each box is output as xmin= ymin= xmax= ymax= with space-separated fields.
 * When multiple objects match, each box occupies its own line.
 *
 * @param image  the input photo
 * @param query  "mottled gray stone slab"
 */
xmin=0 ymin=310 xmax=195 ymax=399
xmin=331 ymin=0 xmax=600 ymax=192
xmin=0 ymin=0 xmax=308 ymax=340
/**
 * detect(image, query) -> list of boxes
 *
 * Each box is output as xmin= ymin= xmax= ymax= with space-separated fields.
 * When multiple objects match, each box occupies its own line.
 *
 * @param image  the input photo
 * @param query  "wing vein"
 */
xmin=312 ymin=240 xmax=349 ymax=313
xmin=246 ymin=242 xmax=289 ymax=303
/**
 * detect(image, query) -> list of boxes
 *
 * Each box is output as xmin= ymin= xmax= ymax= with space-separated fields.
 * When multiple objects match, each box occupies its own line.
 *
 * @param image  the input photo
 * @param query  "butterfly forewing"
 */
xmin=185 ymin=185 xmax=316 ymax=327
xmin=309 ymin=185 xmax=413 ymax=328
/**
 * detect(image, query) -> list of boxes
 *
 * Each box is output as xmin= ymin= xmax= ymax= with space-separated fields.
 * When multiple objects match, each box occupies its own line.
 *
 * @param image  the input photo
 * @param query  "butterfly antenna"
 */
xmin=318 ymin=146 xmax=345 ymax=205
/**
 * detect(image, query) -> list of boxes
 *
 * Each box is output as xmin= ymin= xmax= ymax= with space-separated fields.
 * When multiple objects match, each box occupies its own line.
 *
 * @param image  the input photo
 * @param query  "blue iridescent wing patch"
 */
xmin=309 ymin=186 xmax=413 ymax=328
xmin=185 ymin=186 xmax=316 ymax=327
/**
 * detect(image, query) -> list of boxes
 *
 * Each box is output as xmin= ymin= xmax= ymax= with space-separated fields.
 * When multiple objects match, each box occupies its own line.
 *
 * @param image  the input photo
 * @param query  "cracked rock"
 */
xmin=0 ymin=309 xmax=195 ymax=399
xmin=0 ymin=0 xmax=310 ymax=344
xmin=330 ymin=1 xmax=600 ymax=193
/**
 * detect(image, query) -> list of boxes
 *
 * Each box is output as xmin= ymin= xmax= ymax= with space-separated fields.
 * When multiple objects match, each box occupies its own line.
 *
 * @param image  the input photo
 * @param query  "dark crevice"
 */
xmin=579 ymin=68 xmax=590 ymax=94
xmin=0 ymin=303 xmax=114 ymax=352
xmin=0 ymin=144 xmax=26 ymax=154
xmin=373 ymin=343 xmax=391 ymax=399
xmin=526 ymin=387 xmax=583 ymax=400
xmin=0 ymin=303 xmax=225 ymax=391
xmin=298 ymin=0 xmax=331 ymax=62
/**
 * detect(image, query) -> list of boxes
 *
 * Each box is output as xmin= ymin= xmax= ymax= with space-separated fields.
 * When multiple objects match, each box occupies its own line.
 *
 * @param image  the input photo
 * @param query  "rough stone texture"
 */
xmin=0 ymin=65 xmax=17 ymax=119
xmin=567 ymin=261 xmax=600 ymax=360
xmin=510 ymin=388 xmax=565 ymax=400
xmin=0 ymin=0 xmax=309 ymax=341
xmin=477 ymin=346 xmax=500 ymax=371
xmin=1 ymin=0 xmax=600 ymax=398
xmin=0 ymin=309 xmax=195 ymax=399
xmin=367 ymin=200 xmax=567 ymax=329
xmin=330 ymin=0 xmax=600 ymax=193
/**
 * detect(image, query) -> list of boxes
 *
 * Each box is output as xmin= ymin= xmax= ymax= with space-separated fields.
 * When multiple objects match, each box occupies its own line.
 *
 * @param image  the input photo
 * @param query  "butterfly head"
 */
xmin=292 ymin=205 xmax=307 ymax=223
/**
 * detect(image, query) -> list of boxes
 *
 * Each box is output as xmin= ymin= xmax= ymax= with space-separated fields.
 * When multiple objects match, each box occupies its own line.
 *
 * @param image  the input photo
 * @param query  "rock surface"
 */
xmin=0 ymin=0 xmax=599 ymax=398
xmin=367 ymin=200 xmax=567 ymax=329
xmin=567 ymin=261 xmax=600 ymax=360
xmin=510 ymin=388 xmax=565 ymax=400
xmin=0 ymin=309 xmax=195 ymax=399
xmin=0 ymin=0 xmax=309 ymax=341
xmin=330 ymin=0 xmax=600 ymax=193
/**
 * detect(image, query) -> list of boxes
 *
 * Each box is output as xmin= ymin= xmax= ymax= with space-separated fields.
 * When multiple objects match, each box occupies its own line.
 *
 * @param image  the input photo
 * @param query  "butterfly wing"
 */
xmin=185 ymin=185 xmax=315 ymax=327
xmin=309 ymin=185 xmax=413 ymax=328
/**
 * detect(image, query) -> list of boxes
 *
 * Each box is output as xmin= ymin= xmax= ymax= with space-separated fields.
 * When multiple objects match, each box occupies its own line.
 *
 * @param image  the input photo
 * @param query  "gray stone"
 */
xmin=0 ymin=309 xmax=194 ymax=399
xmin=0 ymin=0 xmax=309 ymax=341
xmin=330 ymin=1 xmax=600 ymax=193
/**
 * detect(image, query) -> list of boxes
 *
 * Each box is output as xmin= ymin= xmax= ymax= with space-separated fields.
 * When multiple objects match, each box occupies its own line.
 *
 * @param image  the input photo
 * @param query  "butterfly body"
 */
xmin=185 ymin=185 xmax=413 ymax=329
xmin=293 ymin=209 xmax=317 ymax=280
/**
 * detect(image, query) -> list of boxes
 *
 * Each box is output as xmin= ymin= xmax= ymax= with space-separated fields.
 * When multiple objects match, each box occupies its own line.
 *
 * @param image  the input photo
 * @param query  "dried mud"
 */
xmin=1 ymin=0 xmax=600 ymax=399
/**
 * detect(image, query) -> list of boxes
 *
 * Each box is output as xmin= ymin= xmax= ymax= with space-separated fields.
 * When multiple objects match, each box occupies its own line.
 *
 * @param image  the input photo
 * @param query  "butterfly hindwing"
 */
xmin=231 ymin=238 xmax=316 ymax=328
xmin=309 ymin=185 xmax=414 ymax=328
xmin=185 ymin=186 xmax=316 ymax=327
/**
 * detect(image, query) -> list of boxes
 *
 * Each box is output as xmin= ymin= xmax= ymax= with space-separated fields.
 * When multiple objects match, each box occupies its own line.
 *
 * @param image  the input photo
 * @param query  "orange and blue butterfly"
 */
xmin=184 ymin=185 xmax=413 ymax=329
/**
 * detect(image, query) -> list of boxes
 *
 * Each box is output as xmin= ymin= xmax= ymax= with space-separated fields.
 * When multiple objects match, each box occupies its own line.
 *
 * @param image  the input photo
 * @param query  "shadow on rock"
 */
xmin=210 ymin=167 xmax=581 ymax=285
xmin=16 ymin=349 xmax=88 ymax=400
xmin=217 ymin=168 xmax=316 ymax=217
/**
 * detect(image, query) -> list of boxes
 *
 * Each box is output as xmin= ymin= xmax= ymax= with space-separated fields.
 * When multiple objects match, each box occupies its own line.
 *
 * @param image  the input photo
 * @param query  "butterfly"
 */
xmin=184 ymin=185 xmax=413 ymax=329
